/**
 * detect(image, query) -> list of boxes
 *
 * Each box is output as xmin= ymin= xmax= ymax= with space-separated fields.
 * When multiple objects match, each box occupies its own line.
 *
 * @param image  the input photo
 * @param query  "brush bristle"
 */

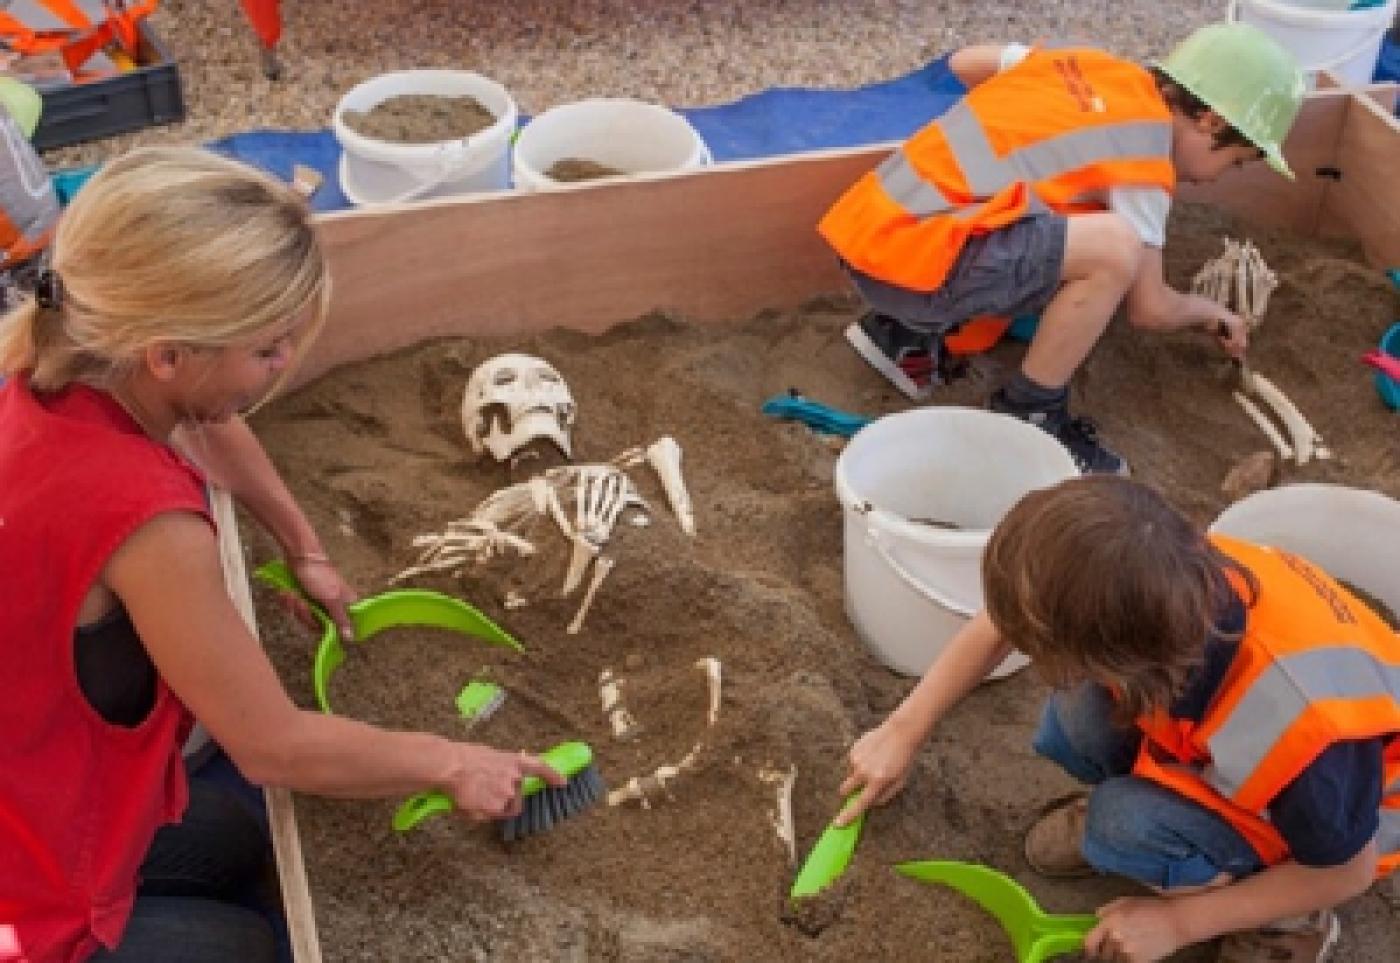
xmin=499 ymin=765 xmax=605 ymax=842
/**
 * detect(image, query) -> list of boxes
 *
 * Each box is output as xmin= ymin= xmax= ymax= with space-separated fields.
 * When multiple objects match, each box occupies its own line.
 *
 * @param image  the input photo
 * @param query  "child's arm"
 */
xmin=837 ymin=609 xmax=1013 ymax=824
xmin=104 ymin=510 xmax=564 ymax=814
xmin=949 ymin=45 xmax=1013 ymax=88
xmin=1124 ymin=247 xmax=1249 ymax=357
xmin=1084 ymin=843 xmax=1377 ymax=959
xmin=173 ymin=416 xmax=357 ymax=637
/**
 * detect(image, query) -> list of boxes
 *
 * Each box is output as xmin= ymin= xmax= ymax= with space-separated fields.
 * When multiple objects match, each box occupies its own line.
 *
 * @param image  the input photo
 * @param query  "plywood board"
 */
xmin=299 ymin=148 xmax=883 ymax=389
xmin=210 ymin=488 xmax=323 ymax=963
xmin=1176 ymin=89 xmax=1355 ymax=238
xmin=303 ymin=88 xmax=1371 ymax=390
xmin=1317 ymin=86 xmax=1400 ymax=267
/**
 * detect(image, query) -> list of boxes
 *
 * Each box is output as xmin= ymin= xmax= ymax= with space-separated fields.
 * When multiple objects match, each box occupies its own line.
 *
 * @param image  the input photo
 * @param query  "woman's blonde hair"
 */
xmin=982 ymin=475 xmax=1255 ymax=722
xmin=0 ymin=146 xmax=329 ymax=393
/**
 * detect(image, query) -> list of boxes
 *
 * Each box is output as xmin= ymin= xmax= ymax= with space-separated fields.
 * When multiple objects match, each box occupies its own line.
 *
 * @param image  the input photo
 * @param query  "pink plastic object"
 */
xmin=1363 ymin=350 xmax=1400 ymax=382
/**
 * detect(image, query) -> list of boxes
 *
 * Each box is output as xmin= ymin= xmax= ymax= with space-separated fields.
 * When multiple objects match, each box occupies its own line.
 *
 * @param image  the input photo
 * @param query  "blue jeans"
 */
xmin=1032 ymin=683 xmax=1265 ymax=890
xmin=90 ymin=780 xmax=277 ymax=962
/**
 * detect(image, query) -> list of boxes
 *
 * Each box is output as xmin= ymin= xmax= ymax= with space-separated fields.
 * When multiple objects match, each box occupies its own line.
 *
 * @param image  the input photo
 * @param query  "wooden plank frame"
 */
xmin=248 ymin=86 xmax=1397 ymax=958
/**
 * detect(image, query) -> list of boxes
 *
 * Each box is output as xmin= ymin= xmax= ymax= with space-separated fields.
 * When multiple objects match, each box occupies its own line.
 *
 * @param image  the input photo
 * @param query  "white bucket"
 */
xmin=512 ymin=98 xmax=710 ymax=192
xmin=833 ymin=408 xmax=1081 ymax=680
xmin=1230 ymin=0 xmax=1397 ymax=86
xmin=333 ymin=70 xmax=517 ymax=206
xmin=1210 ymin=483 xmax=1400 ymax=614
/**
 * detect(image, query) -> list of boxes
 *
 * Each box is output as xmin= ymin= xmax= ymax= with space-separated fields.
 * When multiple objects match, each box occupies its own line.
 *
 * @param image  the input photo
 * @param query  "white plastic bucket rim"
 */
xmin=1228 ymin=0 xmax=1397 ymax=86
xmin=332 ymin=69 xmax=518 ymax=206
xmin=834 ymin=407 xmax=1081 ymax=680
xmin=1209 ymin=483 xmax=1400 ymax=613
xmin=512 ymin=97 xmax=711 ymax=192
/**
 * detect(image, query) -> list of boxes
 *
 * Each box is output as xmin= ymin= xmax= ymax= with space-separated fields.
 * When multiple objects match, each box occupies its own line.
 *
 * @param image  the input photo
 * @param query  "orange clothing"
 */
xmin=819 ymin=46 xmax=1176 ymax=292
xmin=0 ymin=0 xmax=157 ymax=74
xmin=1134 ymin=536 xmax=1400 ymax=877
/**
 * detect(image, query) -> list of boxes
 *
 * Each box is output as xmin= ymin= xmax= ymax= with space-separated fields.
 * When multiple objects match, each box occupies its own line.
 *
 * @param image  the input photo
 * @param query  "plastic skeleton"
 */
xmin=608 ymin=658 xmax=722 ymax=808
xmin=1191 ymin=239 xmax=1329 ymax=465
xmin=394 ymin=443 xmax=694 ymax=631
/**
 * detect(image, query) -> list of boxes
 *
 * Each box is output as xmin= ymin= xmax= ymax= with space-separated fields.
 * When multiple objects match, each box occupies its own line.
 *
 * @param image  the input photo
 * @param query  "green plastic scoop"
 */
xmin=254 ymin=560 xmax=522 ymax=714
xmin=790 ymin=793 xmax=865 ymax=900
xmin=895 ymin=860 xmax=1097 ymax=963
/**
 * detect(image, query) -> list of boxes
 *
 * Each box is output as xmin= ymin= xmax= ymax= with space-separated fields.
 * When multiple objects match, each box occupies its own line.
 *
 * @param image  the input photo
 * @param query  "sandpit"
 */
xmin=244 ymin=203 xmax=1400 ymax=961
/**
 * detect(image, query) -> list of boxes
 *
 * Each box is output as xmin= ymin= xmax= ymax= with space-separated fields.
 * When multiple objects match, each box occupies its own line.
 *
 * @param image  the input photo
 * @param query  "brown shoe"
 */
xmin=1023 ymin=792 xmax=1094 ymax=878
xmin=1216 ymin=910 xmax=1340 ymax=963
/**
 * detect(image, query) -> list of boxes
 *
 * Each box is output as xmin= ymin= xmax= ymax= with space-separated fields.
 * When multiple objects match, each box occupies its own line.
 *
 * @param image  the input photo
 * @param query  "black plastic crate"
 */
xmin=32 ymin=22 xmax=185 ymax=151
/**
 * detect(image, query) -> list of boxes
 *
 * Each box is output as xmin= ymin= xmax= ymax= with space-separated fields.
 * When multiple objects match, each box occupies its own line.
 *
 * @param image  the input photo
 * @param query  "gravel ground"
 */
xmin=44 ymin=0 xmax=1222 ymax=167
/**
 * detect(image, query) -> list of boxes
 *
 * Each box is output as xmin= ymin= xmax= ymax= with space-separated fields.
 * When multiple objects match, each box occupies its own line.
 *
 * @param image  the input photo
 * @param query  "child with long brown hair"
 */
xmin=840 ymin=475 xmax=1399 ymax=962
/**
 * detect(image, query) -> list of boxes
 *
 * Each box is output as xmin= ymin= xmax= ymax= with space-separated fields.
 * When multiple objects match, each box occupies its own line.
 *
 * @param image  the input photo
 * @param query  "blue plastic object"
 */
xmin=1377 ymin=322 xmax=1400 ymax=411
xmin=761 ymin=394 xmax=874 ymax=438
xmin=1007 ymin=314 xmax=1041 ymax=342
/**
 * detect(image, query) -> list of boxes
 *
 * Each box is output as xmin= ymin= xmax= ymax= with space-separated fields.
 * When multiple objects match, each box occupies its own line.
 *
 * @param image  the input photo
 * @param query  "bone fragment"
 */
xmin=599 ymin=668 xmax=642 ymax=741
xmin=562 ymin=533 xmax=599 ymax=597
xmin=759 ymin=765 xmax=799 ymax=864
xmin=646 ymin=436 xmax=695 ymax=536
xmin=567 ymin=556 xmax=615 ymax=634
xmin=1251 ymin=373 xmax=1321 ymax=465
xmin=696 ymin=657 xmax=722 ymax=727
xmin=504 ymin=590 xmax=529 ymax=610
xmin=1233 ymin=391 xmax=1294 ymax=462
xmin=608 ymin=745 xmax=702 ymax=809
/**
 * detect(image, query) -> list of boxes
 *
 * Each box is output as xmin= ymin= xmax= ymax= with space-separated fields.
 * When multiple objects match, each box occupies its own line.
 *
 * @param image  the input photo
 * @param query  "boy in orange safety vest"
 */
xmin=839 ymin=475 xmax=1400 ymax=963
xmin=820 ymin=23 xmax=1306 ymax=476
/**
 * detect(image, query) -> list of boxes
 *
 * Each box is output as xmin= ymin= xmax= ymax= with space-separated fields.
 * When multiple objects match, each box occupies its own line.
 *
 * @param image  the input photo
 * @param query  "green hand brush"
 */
xmin=393 ymin=741 xmax=604 ymax=840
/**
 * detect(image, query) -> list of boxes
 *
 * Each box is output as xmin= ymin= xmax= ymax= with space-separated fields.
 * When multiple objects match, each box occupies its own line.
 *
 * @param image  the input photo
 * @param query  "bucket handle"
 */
xmin=1226 ymin=0 xmax=1389 ymax=81
xmin=357 ymin=131 xmax=506 ymax=206
xmin=857 ymin=502 xmax=978 ymax=619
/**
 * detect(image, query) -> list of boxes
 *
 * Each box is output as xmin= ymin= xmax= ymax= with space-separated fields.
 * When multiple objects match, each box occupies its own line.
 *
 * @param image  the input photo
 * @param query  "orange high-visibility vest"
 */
xmin=819 ymin=47 xmax=1176 ymax=293
xmin=0 ymin=0 xmax=157 ymax=75
xmin=1134 ymin=535 xmax=1400 ymax=878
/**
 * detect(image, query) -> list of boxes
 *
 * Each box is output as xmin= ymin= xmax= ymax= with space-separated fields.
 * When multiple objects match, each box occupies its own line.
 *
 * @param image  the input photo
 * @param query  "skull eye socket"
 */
xmin=538 ymin=370 xmax=561 ymax=384
xmin=491 ymin=369 xmax=518 ymax=387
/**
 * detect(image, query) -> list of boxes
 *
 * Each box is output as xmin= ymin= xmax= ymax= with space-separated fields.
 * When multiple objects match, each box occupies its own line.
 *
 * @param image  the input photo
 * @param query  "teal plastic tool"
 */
xmin=790 ymin=793 xmax=865 ymax=900
xmin=895 ymin=860 xmax=1097 ymax=963
xmin=761 ymin=392 xmax=873 ymax=438
xmin=254 ymin=560 xmax=521 ymax=714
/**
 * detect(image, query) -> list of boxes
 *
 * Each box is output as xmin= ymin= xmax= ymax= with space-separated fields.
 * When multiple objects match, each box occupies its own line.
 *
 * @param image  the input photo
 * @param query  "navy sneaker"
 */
xmin=989 ymin=388 xmax=1130 ymax=476
xmin=845 ymin=311 xmax=942 ymax=401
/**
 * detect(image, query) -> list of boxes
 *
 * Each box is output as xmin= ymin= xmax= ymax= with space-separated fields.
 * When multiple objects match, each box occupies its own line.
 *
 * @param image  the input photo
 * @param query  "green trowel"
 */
xmin=254 ymin=560 xmax=522 ymax=714
xmin=895 ymin=860 xmax=1097 ymax=963
xmin=789 ymin=793 xmax=865 ymax=901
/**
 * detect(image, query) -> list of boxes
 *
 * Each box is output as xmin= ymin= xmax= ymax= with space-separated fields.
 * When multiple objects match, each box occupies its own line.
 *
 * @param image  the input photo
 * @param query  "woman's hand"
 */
xmin=446 ymin=746 xmax=566 ymax=822
xmin=283 ymin=553 xmax=358 ymax=640
xmin=836 ymin=717 xmax=922 ymax=826
xmin=1084 ymin=896 xmax=1190 ymax=962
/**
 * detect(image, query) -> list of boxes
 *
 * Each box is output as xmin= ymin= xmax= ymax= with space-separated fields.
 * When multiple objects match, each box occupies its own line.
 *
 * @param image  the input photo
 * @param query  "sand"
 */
xmin=243 ymin=203 xmax=1400 ymax=961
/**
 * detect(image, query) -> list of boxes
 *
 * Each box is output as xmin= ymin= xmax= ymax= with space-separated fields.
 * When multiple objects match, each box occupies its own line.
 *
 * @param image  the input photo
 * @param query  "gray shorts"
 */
xmin=843 ymin=212 xmax=1068 ymax=336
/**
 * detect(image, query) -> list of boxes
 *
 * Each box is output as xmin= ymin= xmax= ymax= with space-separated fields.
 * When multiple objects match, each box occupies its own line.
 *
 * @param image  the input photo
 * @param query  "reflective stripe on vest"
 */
xmin=875 ymin=102 xmax=1172 ymax=220
xmin=1203 ymin=646 xmax=1400 ymax=801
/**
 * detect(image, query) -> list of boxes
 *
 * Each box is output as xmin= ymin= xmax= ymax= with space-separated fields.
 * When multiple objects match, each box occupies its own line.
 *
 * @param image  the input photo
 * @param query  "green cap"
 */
xmin=1156 ymin=23 xmax=1306 ymax=179
xmin=0 ymin=78 xmax=42 ymax=140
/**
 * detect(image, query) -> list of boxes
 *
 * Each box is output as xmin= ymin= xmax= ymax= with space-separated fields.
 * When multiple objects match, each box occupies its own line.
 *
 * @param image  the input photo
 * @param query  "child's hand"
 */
xmin=1084 ymin=895 xmax=1190 ymax=962
xmin=836 ymin=718 xmax=921 ymax=826
xmin=1212 ymin=312 xmax=1249 ymax=359
xmin=283 ymin=553 xmax=359 ymax=641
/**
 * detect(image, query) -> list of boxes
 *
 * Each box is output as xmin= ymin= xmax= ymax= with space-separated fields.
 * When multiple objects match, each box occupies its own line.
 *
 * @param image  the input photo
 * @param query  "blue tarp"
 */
xmin=201 ymin=55 xmax=966 ymax=213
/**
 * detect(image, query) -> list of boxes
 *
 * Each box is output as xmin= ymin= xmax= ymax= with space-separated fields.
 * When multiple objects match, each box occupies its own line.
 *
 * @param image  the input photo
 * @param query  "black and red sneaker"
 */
xmin=845 ymin=311 xmax=942 ymax=401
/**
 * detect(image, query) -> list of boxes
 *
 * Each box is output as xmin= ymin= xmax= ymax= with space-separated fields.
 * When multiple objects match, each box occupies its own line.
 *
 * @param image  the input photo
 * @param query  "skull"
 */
xmin=462 ymin=353 xmax=576 ymax=462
